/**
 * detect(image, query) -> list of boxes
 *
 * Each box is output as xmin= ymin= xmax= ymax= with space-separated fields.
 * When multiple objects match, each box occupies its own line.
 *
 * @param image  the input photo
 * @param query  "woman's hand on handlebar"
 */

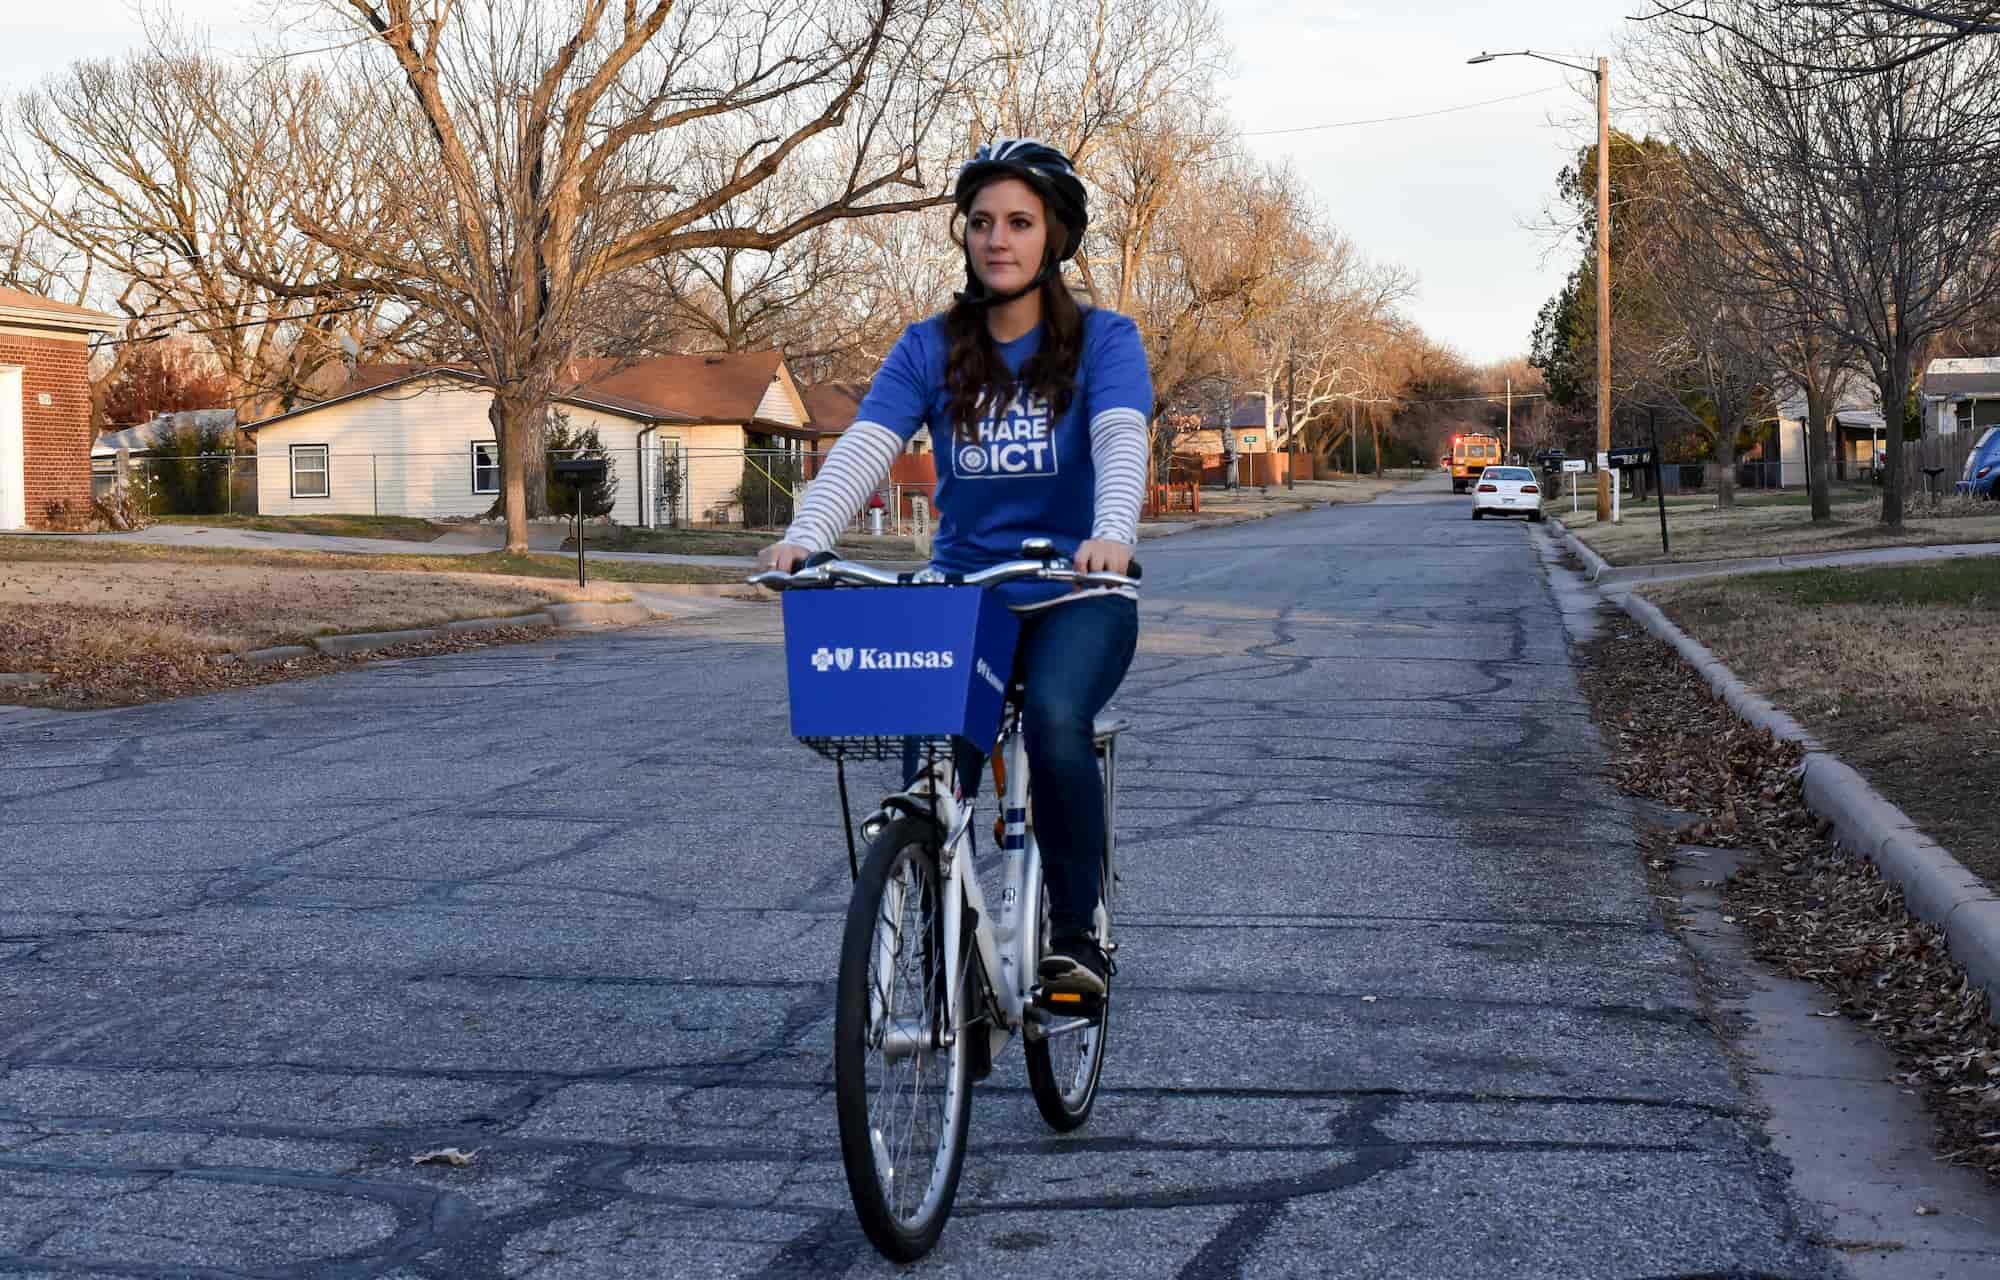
xmin=756 ymin=542 xmax=812 ymax=574
xmin=1073 ymin=538 xmax=1133 ymax=578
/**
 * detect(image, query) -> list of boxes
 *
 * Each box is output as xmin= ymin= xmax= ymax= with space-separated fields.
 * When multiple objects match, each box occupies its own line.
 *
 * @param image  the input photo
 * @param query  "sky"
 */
xmin=10 ymin=0 xmax=1637 ymax=366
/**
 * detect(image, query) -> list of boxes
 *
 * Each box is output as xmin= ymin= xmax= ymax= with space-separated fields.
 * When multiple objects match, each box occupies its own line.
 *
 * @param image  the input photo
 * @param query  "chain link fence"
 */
xmin=90 ymin=443 xmax=940 ymax=533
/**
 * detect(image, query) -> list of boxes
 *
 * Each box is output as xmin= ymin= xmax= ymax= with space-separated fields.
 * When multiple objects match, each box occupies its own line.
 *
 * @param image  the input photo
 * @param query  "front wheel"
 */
xmin=834 ymin=817 xmax=971 ymax=1262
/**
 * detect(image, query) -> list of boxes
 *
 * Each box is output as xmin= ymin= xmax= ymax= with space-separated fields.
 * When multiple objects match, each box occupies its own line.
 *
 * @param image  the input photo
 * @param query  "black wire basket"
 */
xmin=797 ymin=734 xmax=956 ymax=763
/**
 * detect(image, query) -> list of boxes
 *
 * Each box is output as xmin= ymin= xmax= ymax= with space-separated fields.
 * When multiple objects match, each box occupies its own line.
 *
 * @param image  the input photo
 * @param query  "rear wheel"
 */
xmin=1471 ymin=507 xmax=1483 ymax=519
xmin=834 ymin=818 xmax=970 ymax=1262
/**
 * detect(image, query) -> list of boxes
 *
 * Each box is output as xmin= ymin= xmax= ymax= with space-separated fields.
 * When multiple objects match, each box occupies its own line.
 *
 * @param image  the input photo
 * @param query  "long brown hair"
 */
xmin=942 ymin=237 xmax=1085 ymax=442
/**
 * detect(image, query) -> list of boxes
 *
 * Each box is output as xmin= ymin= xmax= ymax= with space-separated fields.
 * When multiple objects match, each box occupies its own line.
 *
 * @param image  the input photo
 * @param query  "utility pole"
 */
xmin=1505 ymin=377 xmax=1513 ymax=460
xmin=1595 ymin=54 xmax=1612 ymax=521
xmin=1471 ymin=49 xmax=1611 ymax=518
xmin=1350 ymin=399 xmax=1358 ymax=477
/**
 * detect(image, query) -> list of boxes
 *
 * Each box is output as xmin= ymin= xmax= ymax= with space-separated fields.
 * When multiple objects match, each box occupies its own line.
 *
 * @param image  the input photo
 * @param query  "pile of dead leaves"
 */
xmin=1582 ymin=622 xmax=2000 ymax=1181
xmin=0 ymin=609 xmax=554 ymax=709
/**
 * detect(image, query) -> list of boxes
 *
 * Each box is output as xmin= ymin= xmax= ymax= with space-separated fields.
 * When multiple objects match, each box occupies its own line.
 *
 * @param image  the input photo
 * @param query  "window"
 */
xmin=290 ymin=445 xmax=329 ymax=499
xmin=471 ymin=440 xmax=499 ymax=494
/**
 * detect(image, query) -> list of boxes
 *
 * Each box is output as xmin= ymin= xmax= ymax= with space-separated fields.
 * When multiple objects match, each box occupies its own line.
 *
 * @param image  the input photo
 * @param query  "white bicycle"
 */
xmin=753 ymin=544 xmax=1135 ymax=1261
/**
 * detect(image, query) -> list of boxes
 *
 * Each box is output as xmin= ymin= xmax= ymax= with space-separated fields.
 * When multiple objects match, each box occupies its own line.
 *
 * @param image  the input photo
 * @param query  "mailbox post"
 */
xmin=1605 ymin=444 xmax=1656 ymax=534
xmin=1561 ymin=458 xmax=1588 ymax=513
xmin=551 ymin=456 xmax=610 ymax=587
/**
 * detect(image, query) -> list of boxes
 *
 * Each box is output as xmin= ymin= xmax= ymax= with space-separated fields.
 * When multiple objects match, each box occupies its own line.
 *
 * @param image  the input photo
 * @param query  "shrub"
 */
xmin=545 ymin=411 xmax=618 ymax=520
xmin=142 ymin=417 xmax=232 ymax=515
xmin=737 ymin=446 xmax=799 ymax=529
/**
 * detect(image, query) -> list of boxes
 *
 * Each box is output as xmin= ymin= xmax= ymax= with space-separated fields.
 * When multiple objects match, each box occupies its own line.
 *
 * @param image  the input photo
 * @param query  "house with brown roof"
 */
xmin=242 ymin=351 xmax=812 ymax=526
xmin=0 ymin=287 xmax=122 ymax=529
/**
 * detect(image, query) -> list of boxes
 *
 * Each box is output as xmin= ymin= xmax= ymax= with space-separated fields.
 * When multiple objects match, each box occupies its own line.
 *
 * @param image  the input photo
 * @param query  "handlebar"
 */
xmin=749 ymin=555 xmax=1141 ymax=593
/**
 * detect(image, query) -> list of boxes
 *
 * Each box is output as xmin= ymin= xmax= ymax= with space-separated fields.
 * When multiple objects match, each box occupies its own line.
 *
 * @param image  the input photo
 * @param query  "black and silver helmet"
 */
xmin=954 ymin=137 xmax=1088 ymax=262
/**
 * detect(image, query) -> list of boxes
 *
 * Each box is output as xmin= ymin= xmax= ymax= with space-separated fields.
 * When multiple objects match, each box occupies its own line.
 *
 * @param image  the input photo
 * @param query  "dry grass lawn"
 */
xmin=1646 ymin=560 xmax=2000 ymax=889
xmin=0 ymin=538 xmax=730 ymax=708
xmin=1559 ymin=492 xmax=2000 ymax=566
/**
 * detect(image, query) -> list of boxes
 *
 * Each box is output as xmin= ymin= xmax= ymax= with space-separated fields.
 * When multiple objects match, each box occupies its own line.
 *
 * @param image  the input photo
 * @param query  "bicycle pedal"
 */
xmin=1032 ymin=987 xmax=1105 ymax=1020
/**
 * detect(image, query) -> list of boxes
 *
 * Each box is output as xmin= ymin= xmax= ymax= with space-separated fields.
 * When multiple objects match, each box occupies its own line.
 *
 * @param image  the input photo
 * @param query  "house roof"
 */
xmin=242 ymin=351 xmax=819 ymax=439
xmin=801 ymin=382 xmax=868 ymax=436
xmin=1924 ymin=357 xmax=2000 ymax=399
xmin=92 ymin=409 xmax=240 ymax=458
xmin=0 ymin=286 xmax=121 ymax=335
xmin=1776 ymin=373 xmax=1881 ymax=423
xmin=589 ymin=349 xmax=788 ymax=423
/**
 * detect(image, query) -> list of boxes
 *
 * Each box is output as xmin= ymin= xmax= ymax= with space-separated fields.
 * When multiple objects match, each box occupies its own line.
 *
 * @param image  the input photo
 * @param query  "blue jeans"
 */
xmin=906 ymin=595 xmax=1139 ymax=936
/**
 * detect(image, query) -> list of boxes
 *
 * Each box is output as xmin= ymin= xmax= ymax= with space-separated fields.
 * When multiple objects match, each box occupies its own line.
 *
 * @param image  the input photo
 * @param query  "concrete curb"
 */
xmin=237 ymin=601 xmax=670 ymax=668
xmin=1555 ymin=523 xmax=1613 ymax=582
xmin=545 ymin=601 xmax=662 ymax=628
xmin=312 ymin=627 xmax=440 ymax=658
xmin=1616 ymin=587 xmax=2000 ymax=1005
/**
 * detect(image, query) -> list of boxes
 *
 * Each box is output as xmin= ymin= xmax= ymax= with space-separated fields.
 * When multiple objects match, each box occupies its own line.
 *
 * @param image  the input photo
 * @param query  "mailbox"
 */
xmin=1605 ymin=445 xmax=1656 ymax=470
xmin=551 ymin=456 xmax=609 ymax=484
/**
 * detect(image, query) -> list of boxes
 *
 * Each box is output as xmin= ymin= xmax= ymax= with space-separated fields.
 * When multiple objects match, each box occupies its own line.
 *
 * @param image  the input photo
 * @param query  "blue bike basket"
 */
xmin=782 ymin=586 xmax=1021 ymax=759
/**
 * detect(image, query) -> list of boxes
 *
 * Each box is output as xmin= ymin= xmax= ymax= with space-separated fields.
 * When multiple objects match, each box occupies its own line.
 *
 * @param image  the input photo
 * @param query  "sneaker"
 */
xmin=1039 ymin=933 xmax=1111 ymax=996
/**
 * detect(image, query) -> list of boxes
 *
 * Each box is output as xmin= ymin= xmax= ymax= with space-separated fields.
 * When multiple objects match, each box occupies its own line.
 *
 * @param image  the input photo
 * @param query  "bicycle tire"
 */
xmin=834 ymin=816 xmax=972 ymax=1261
xmin=1024 ymin=852 xmax=1111 ymax=1132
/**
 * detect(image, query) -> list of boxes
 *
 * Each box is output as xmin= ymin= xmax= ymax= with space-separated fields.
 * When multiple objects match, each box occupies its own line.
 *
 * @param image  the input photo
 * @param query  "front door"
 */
xmin=0 ymin=366 xmax=24 ymax=530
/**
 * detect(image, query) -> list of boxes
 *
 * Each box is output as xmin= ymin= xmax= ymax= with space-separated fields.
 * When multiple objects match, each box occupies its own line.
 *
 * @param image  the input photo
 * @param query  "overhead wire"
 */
xmin=1242 ymin=85 xmax=1570 ymax=138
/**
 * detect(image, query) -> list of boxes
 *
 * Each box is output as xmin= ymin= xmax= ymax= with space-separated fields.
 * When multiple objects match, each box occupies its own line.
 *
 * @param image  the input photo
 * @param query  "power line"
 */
xmin=1243 ymin=86 xmax=1568 ymax=138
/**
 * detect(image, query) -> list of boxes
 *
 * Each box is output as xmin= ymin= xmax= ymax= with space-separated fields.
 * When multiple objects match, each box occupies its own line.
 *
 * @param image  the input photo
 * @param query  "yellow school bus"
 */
xmin=1451 ymin=434 xmax=1503 ymax=494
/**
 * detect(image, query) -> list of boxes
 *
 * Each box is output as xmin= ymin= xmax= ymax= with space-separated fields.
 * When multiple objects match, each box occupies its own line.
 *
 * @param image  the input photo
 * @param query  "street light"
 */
xmin=1471 ymin=48 xmax=1612 ymax=521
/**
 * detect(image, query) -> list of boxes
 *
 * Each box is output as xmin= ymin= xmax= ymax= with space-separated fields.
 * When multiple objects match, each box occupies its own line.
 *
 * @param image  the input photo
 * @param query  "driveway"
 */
xmin=0 ymin=473 xmax=1839 ymax=1276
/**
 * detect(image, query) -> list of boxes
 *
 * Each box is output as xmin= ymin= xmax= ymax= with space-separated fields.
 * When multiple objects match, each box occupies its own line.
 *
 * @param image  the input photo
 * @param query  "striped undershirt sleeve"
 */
xmin=1089 ymin=406 xmax=1150 ymax=546
xmin=782 ymin=421 xmax=905 ymax=554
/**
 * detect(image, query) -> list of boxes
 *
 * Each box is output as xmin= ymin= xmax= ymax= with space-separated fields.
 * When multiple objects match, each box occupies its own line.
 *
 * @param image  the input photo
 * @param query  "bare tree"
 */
xmin=264 ymin=0 xmax=966 ymax=552
xmin=1639 ymin=2 xmax=2000 ymax=525
xmin=1647 ymin=2 xmax=2000 ymax=71
xmin=0 ymin=41 xmax=414 ymax=418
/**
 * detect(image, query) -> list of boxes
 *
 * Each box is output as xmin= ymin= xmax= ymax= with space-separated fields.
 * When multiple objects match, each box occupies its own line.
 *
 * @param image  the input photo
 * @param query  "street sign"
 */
xmin=1563 ymin=459 xmax=1588 ymax=474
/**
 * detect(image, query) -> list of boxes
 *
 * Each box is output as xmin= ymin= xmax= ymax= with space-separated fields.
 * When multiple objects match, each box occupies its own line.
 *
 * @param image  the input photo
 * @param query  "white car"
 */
xmin=1471 ymin=466 xmax=1544 ymax=522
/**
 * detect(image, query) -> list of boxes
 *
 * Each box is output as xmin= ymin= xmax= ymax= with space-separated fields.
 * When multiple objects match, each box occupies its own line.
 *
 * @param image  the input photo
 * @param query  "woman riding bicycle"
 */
xmin=758 ymin=138 xmax=1150 ymax=998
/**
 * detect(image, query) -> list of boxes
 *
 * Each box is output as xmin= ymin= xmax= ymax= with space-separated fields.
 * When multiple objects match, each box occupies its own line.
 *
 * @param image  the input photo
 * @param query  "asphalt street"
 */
xmin=0 ymin=474 xmax=1841 ymax=1278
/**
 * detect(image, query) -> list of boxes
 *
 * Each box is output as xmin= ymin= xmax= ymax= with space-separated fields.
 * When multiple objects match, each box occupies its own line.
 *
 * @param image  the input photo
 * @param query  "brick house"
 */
xmin=0 ymin=287 xmax=122 ymax=529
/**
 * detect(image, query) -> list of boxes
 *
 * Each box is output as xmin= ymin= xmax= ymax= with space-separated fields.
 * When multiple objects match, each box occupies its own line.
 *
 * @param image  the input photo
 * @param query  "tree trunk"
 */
xmin=1881 ymin=347 xmax=1908 ymax=529
xmin=1713 ymin=423 xmax=1737 ymax=507
xmin=490 ymin=390 xmax=533 ymax=554
xmin=1804 ymin=377 xmax=1833 ymax=522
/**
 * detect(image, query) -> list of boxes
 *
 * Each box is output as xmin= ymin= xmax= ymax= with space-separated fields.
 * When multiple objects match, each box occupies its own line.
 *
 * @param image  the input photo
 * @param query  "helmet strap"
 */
xmin=954 ymin=244 xmax=1055 ymax=310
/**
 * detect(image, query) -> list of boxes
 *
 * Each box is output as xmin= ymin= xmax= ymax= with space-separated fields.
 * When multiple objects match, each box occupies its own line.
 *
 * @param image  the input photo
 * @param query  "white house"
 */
xmin=1771 ymin=376 xmax=1887 ymax=486
xmin=1922 ymin=357 xmax=2000 ymax=437
xmin=243 ymin=351 xmax=814 ymax=526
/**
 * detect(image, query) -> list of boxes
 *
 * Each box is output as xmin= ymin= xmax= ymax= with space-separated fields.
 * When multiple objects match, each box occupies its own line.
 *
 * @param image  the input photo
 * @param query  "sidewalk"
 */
xmin=1560 ymin=525 xmax=2000 ymax=591
xmin=79 ymin=523 xmax=755 ymax=570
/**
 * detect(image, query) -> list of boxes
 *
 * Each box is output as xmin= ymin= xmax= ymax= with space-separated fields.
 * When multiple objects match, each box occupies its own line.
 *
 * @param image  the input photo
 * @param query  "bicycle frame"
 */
xmin=885 ymin=707 xmax=1118 ymax=1066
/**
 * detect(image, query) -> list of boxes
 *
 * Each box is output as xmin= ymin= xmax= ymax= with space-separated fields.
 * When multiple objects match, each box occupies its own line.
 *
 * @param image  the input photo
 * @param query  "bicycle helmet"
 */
xmin=954 ymin=137 xmax=1088 ymax=262
xmin=953 ymin=138 xmax=1088 ymax=307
